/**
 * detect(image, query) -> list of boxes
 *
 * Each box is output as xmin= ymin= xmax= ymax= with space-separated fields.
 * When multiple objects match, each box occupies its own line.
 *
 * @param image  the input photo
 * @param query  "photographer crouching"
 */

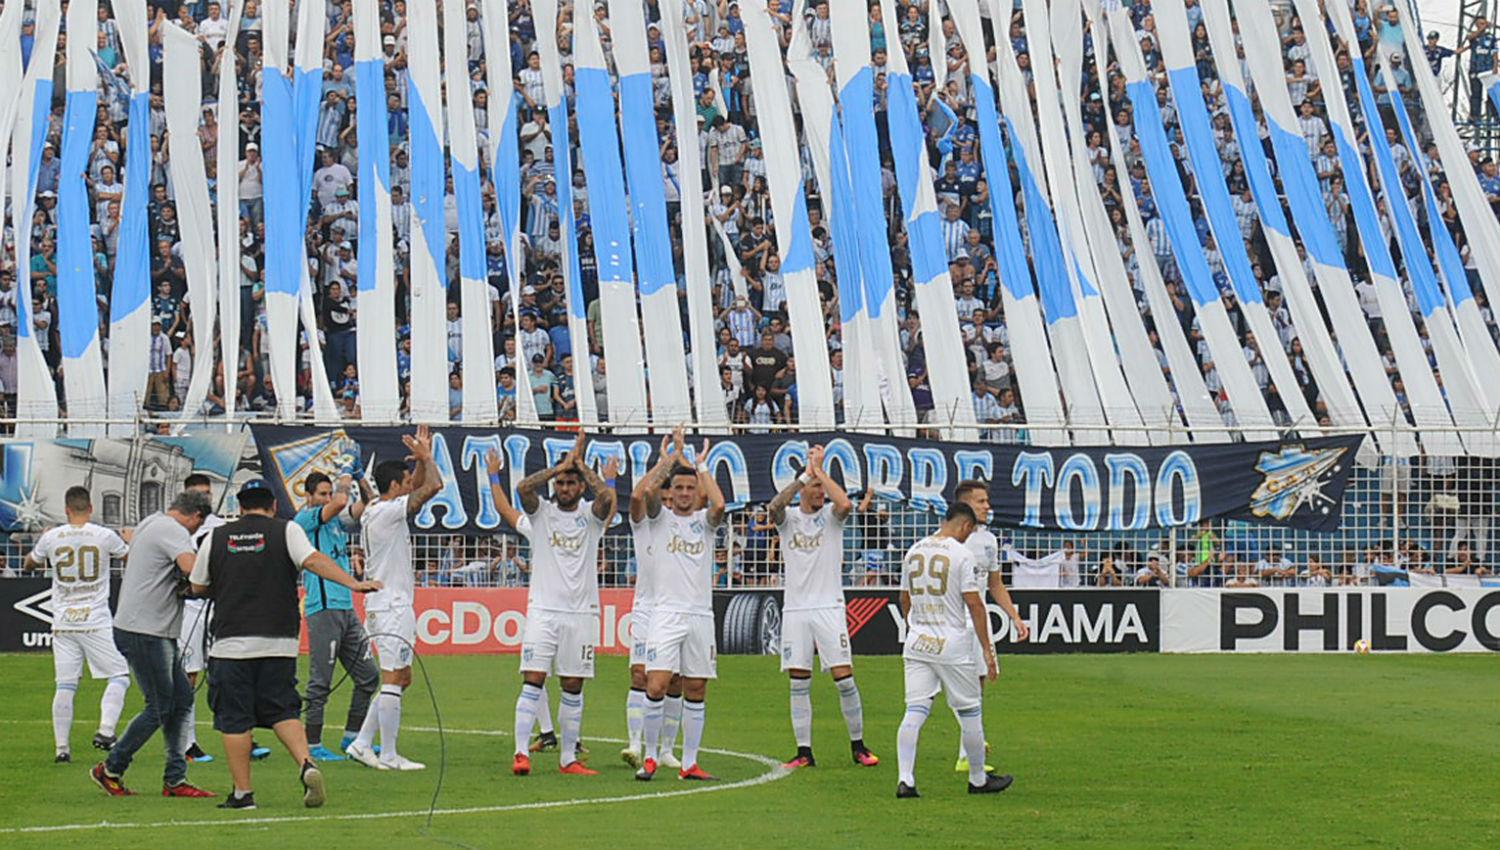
xmin=188 ymin=479 xmax=381 ymax=810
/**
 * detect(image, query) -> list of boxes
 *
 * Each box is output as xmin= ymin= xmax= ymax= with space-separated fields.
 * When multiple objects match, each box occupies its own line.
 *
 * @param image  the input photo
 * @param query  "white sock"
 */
xmin=98 ymin=676 xmax=128 ymax=738
xmin=536 ymin=688 xmax=555 ymax=735
xmin=184 ymin=698 xmax=198 ymax=747
xmin=897 ymin=700 xmax=931 ymax=787
xmin=681 ymin=699 xmax=706 ymax=768
xmin=558 ymin=690 xmax=584 ymax=767
xmin=641 ymin=696 xmax=664 ymax=762
xmin=52 ymin=684 xmax=77 ymax=752
xmin=661 ymin=694 xmax=683 ymax=752
xmin=834 ymin=675 xmax=864 ymax=742
xmin=513 ymin=683 xmax=542 ymax=757
xmin=376 ymin=685 xmax=403 ymax=760
xmin=626 ymin=688 xmax=646 ymax=751
xmin=353 ymin=690 xmax=381 ymax=749
xmin=957 ymin=706 xmax=988 ymax=786
xmin=789 ymin=678 xmax=813 ymax=749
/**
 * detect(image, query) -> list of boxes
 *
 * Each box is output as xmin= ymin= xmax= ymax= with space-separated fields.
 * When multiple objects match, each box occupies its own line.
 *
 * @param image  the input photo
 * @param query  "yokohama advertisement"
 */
xmin=714 ymin=589 xmax=1161 ymax=655
xmin=1161 ymin=589 xmax=1500 ymax=653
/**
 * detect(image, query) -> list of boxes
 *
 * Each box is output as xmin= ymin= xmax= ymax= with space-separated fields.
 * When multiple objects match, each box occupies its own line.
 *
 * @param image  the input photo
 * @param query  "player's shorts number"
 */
xmin=905 ymin=552 xmax=950 ymax=596
xmin=581 ymin=645 xmax=595 ymax=662
xmin=54 ymin=545 xmax=102 ymax=584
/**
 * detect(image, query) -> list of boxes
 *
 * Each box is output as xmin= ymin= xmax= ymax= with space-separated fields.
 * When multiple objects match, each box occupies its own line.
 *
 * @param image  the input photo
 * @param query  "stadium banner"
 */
xmin=715 ymin=589 xmax=1160 ymax=656
xmin=250 ymin=425 xmax=1363 ymax=533
xmin=0 ymin=434 xmax=248 ymax=532
xmin=1161 ymin=589 xmax=1500 ymax=653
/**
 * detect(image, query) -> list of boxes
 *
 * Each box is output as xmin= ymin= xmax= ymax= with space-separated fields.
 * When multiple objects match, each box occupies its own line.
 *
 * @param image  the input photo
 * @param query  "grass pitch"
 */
xmin=0 ymin=652 xmax=1495 ymax=849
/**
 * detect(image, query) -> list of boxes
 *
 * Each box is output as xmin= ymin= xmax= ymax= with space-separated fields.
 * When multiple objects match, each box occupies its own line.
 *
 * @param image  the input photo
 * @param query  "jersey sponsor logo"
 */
xmin=227 ymin=532 xmax=267 ymax=553
xmin=547 ymin=530 xmax=587 ymax=554
xmin=664 ymin=534 xmax=705 ymax=557
xmin=908 ymin=632 xmax=946 ymax=657
xmin=785 ymin=531 xmax=824 ymax=552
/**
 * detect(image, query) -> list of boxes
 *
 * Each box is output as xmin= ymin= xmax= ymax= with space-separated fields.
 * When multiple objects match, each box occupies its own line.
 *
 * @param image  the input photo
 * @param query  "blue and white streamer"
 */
xmin=574 ymin=5 xmax=650 ymax=425
xmin=947 ymin=0 xmax=1066 ymax=443
xmin=215 ymin=2 xmax=244 ymax=423
xmin=611 ymin=0 xmax=693 ymax=425
xmin=1194 ymin=0 xmax=1369 ymax=436
xmin=1107 ymin=7 xmax=1274 ymax=437
xmin=443 ymin=0 xmax=497 ymax=423
xmin=58 ymin=0 xmax=107 ymax=435
xmin=9 ymin=3 xmax=61 ymax=434
xmin=1153 ymin=0 xmax=1316 ymax=430
xmin=830 ymin=1 xmax=917 ymax=429
xmin=107 ymin=0 xmax=153 ymax=434
xmin=353 ymin=0 xmax=400 ymax=422
xmin=405 ymin=0 xmax=452 ymax=423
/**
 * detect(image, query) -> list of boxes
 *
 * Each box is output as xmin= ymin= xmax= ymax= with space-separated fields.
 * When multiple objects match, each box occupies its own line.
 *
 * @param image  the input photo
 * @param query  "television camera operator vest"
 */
xmin=188 ymin=479 xmax=381 ymax=811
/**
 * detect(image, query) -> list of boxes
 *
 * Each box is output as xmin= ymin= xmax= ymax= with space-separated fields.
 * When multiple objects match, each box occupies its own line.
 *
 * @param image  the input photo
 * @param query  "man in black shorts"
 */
xmin=188 ymin=479 xmax=381 ymax=810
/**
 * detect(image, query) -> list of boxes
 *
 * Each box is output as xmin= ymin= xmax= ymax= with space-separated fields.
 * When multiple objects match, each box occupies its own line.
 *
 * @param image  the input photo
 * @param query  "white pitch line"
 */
xmin=0 ymin=725 xmax=792 ymax=835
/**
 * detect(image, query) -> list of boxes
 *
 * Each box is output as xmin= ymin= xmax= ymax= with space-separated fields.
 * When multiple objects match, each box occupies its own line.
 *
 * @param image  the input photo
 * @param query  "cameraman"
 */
xmin=190 ymin=479 xmax=381 ymax=810
xmin=91 ymin=490 xmax=215 ymax=798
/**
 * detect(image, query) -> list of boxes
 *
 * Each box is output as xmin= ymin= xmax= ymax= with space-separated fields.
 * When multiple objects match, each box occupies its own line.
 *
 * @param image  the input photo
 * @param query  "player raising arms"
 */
xmin=23 ymin=486 xmax=132 ymax=763
xmin=621 ymin=433 xmax=685 ymax=771
xmin=770 ymin=445 xmax=877 ymax=769
xmin=485 ymin=449 xmax=561 ymax=757
xmin=510 ymin=434 xmax=618 ymax=777
xmin=345 ymin=426 xmax=442 ymax=771
xmin=952 ymin=480 xmax=1030 ymax=774
xmin=636 ymin=431 xmax=726 ymax=782
xmin=895 ymin=502 xmax=1012 ymax=799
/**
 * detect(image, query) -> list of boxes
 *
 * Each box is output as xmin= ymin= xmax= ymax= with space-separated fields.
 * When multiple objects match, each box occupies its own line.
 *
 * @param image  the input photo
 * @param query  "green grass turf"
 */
xmin=0 ymin=652 xmax=1495 ymax=849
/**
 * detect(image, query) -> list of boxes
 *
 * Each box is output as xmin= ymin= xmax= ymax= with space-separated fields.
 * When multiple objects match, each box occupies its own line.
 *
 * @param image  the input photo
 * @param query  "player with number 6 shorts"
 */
xmin=895 ymin=503 xmax=1012 ymax=799
xmin=768 ymin=444 xmax=877 ymax=769
xmin=23 ymin=486 xmax=132 ymax=764
xmin=510 ymin=434 xmax=619 ymax=777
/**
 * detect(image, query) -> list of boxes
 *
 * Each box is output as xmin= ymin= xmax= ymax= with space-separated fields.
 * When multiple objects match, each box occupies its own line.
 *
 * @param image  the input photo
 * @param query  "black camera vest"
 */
xmin=207 ymin=514 xmax=301 ymax=641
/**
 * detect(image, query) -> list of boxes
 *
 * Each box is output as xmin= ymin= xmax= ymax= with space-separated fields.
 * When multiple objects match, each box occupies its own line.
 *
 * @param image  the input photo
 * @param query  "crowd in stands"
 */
xmin=0 ymin=0 xmax=1498 ymax=435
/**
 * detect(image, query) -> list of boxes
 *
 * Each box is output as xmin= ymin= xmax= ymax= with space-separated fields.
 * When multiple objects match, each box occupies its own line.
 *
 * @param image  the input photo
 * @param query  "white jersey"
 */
xmin=964 ymin=526 xmax=1001 ymax=574
xmin=630 ymin=514 xmax=658 ymax=610
xmin=777 ymin=503 xmax=845 ymax=612
xmin=31 ymin=522 xmax=130 ymax=632
xmin=526 ymin=499 xmax=606 ymax=614
xmin=900 ymin=535 xmax=982 ymax=666
xmin=185 ymin=514 xmax=226 ymax=630
xmin=192 ymin=513 xmax=227 ymax=547
xmin=361 ymin=495 xmax=413 ymax=613
xmin=647 ymin=508 xmax=715 ymax=616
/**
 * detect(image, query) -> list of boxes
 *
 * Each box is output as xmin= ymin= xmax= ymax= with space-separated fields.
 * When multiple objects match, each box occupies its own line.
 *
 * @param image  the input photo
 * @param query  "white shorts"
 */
xmin=646 ymin=611 xmax=717 ymax=679
xmin=520 ymin=610 xmax=597 ymax=678
xmin=53 ymin=630 xmax=128 ymax=683
xmin=903 ymin=657 xmax=983 ymax=712
xmin=780 ymin=608 xmax=852 ymax=672
xmin=366 ymin=608 xmax=416 ymax=672
xmin=628 ymin=607 xmax=654 ymax=667
xmin=179 ymin=599 xmax=210 ymax=674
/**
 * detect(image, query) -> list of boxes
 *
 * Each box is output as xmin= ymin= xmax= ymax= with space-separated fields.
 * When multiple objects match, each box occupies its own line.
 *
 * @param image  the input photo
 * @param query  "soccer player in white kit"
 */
xmin=23 ymin=486 xmax=131 ymax=763
xmin=345 ymin=426 xmax=442 ymax=771
xmin=486 ymin=450 xmax=561 ymax=756
xmin=621 ymin=433 xmax=685 ymax=771
xmin=635 ymin=433 xmax=726 ymax=782
xmin=769 ymin=444 xmax=878 ymax=769
xmin=181 ymin=473 xmax=227 ymax=762
xmin=896 ymin=502 xmax=1012 ymax=798
xmin=509 ymin=434 xmax=618 ymax=777
xmin=952 ymin=480 xmax=1029 ymax=773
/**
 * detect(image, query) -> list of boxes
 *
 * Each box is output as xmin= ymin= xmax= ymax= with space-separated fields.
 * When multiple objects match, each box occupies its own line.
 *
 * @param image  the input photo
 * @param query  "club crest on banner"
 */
xmin=264 ymin=429 xmax=365 ymax=503
xmin=1249 ymin=444 xmax=1349 ymax=521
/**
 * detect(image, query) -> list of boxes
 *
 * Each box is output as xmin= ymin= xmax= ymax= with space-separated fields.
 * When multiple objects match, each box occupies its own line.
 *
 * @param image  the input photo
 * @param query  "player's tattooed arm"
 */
xmin=516 ymin=464 xmax=559 ymax=515
xmin=404 ymin=425 xmax=444 ymax=515
xmin=583 ymin=455 xmax=620 ymax=522
xmin=633 ymin=433 xmax=676 ymax=522
xmin=766 ymin=477 xmax=803 ymax=527
xmin=696 ymin=439 xmax=727 ymax=528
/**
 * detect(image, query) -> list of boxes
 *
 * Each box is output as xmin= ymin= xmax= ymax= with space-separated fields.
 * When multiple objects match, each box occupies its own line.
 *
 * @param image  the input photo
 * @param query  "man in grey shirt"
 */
xmin=91 ymin=490 xmax=215 ymax=798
